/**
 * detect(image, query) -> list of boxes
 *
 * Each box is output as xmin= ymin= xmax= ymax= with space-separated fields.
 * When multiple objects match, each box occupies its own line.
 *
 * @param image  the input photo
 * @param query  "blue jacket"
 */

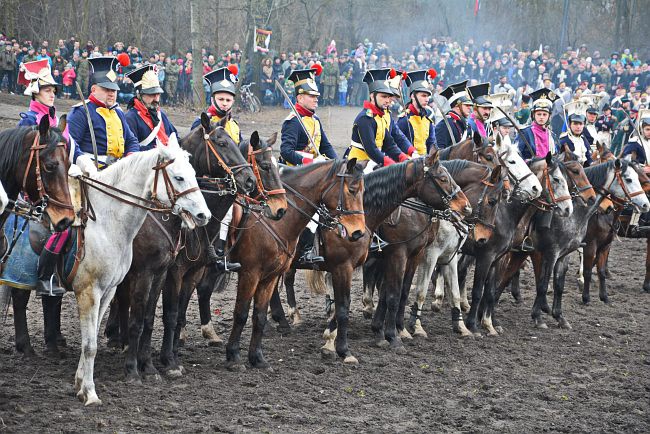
xmin=397 ymin=110 xmax=436 ymax=155
xmin=435 ymin=113 xmax=466 ymax=149
xmin=280 ymin=114 xmax=337 ymax=165
xmin=516 ymin=125 xmax=559 ymax=160
xmin=349 ymin=108 xmax=406 ymax=164
xmin=17 ymin=110 xmax=41 ymax=127
xmin=125 ymin=107 xmax=178 ymax=151
xmin=390 ymin=116 xmax=414 ymax=155
xmin=559 ymin=134 xmax=593 ymax=166
xmin=622 ymin=139 xmax=647 ymax=164
xmin=68 ymin=100 xmax=140 ymax=162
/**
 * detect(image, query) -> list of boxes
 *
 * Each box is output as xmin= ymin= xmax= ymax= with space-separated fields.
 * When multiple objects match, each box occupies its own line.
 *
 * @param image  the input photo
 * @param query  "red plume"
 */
xmin=117 ymin=52 xmax=131 ymax=67
xmin=389 ymin=68 xmax=397 ymax=79
xmin=312 ymin=63 xmax=323 ymax=76
xmin=428 ymin=68 xmax=437 ymax=79
xmin=227 ymin=64 xmax=239 ymax=76
xmin=402 ymin=71 xmax=408 ymax=80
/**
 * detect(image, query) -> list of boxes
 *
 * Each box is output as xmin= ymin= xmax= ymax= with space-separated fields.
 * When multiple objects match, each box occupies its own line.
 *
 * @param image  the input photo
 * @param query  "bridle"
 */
xmin=420 ymin=159 xmax=463 ymax=209
xmin=497 ymin=149 xmax=535 ymax=202
xmin=245 ymin=143 xmax=285 ymax=204
xmin=203 ymin=126 xmax=251 ymax=192
xmin=151 ymin=158 xmax=200 ymax=214
xmin=20 ymin=131 xmax=74 ymax=215
xmin=532 ymin=163 xmax=572 ymax=212
xmin=559 ymin=160 xmax=595 ymax=205
xmin=595 ymin=163 xmax=645 ymax=209
xmin=464 ymin=167 xmax=502 ymax=232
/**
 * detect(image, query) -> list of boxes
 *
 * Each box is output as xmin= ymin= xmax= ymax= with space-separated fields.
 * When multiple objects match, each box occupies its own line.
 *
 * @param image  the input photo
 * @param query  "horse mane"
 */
xmin=363 ymin=159 xmax=415 ymax=215
xmin=438 ymin=145 xmax=454 ymax=160
xmin=441 ymin=159 xmax=470 ymax=177
xmin=584 ymin=159 xmax=627 ymax=187
xmin=93 ymin=148 xmax=161 ymax=187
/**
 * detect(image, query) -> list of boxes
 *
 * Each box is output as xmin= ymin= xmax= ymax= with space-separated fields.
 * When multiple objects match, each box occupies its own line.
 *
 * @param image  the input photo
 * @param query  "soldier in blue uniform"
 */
xmin=515 ymin=88 xmax=560 ymax=160
xmin=280 ymin=66 xmax=338 ymax=265
xmin=559 ymin=100 xmax=592 ymax=166
xmin=397 ymin=69 xmax=437 ymax=156
xmin=280 ymin=66 xmax=337 ymax=165
xmin=584 ymin=105 xmax=599 ymax=148
xmin=466 ymin=82 xmax=494 ymax=139
xmin=434 ymin=80 xmax=473 ymax=148
xmin=347 ymin=68 xmax=410 ymax=167
xmin=124 ymin=64 xmax=177 ymax=149
xmin=68 ymin=55 xmax=140 ymax=174
xmin=621 ymin=110 xmax=650 ymax=237
xmin=191 ymin=65 xmax=244 ymax=271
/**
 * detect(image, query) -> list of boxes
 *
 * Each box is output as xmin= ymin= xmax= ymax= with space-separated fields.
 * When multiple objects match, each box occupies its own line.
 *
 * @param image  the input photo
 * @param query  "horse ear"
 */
xmin=58 ymin=114 xmax=67 ymax=134
xmin=426 ymin=148 xmax=439 ymax=168
xmin=216 ymin=115 xmax=228 ymax=128
xmin=614 ymin=158 xmax=622 ymax=170
xmin=356 ymin=159 xmax=369 ymax=171
xmin=250 ymin=131 xmax=260 ymax=149
xmin=490 ymin=165 xmax=502 ymax=183
xmin=563 ymin=144 xmax=576 ymax=161
xmin=545 ymin=151 xmax=552 ymax=165
xmin=473 ymin=129 xmax=482 ymax=147
xmin=200 ymin=112 xmax=211 ymax=132
xmin=167 ymin=132 xmax=180 ymax=150
xmin=38 ymin=114 xmax=50 ymax=138
xmin=495 ymin=132 xmax=502 ymax=149
xmin=346 ymin=158 xmax=357 ymax=174
xmin=266 ymin=132 xmax=278 ymax=146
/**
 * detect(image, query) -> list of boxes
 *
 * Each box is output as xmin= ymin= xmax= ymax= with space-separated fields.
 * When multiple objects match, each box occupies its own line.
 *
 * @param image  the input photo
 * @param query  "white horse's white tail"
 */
xmin=0 ymin=180 xmax=8 ymax=215
xmin=306 ymin=270 xmax=329 ymax=295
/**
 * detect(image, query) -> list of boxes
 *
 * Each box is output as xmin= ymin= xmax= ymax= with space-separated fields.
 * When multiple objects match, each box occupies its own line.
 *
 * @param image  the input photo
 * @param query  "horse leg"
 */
xmin=269 ymin=285 xmax=291 ymax=335
xmin=396 ymin=258 xmax=418 ymax=340
xmin=361 ymin=256 xmax=378 ymax=319
xmin=284 ymin=268 xmax=302 ymax=326
xmin=195 ymin=268 xmax=223 ymax=346
xmin=382 ymin=256 xmax=407 ymax=353
xmin=226 ymin=271 xmax=259 ymax=369
xmin=329 ymin=266 xmax=357 ymax=364
xmin=42 ymin=295 xmax=63 ymax=356
xmin=408 ymin=248 xmax=438 ymax=338
xmin=465 ymin=255 xmax=492 ymax=335
xmin=597 ymin=247 xmax=611 ymax=303
xmin=122 ymin=274 xmax=149 ymax=383
xmin=581 ymin=242 xmax=597 ymax=305
xmin=11 ymin=289 xmax=34 ymax=356
xmin=643 ymin=238 xmax=650 ymax=293
xmin=531 ymin=253 xmax=554 ymax=329
xmin=248 ymin=276 xmax=280 ymax=369
xmin=444 ymin=258 xmax=472 ymax=337
xmin=105 ymin=298 xmax=121 ymax=348
xmin=552 ymin=256 xmax=572 ymax=329
xmin=160 ymin=270 xmax=184 ymax=376
xmin=370 ymin=282 xmax=389 ymax=348
xmin=137 ymin=273 xmax=164 ymax=380
xmin=457 ymin=254 xmax=474 ymax=312
xmin=479 ymin=266 xmax=499 ymax=336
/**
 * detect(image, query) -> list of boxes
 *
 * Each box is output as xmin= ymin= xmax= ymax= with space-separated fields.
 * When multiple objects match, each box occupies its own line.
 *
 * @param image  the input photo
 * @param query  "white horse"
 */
xmin=493 ymin=133 xmax=542 ymax=203
xmin=72 ymin=138 xmax=211 ymax=406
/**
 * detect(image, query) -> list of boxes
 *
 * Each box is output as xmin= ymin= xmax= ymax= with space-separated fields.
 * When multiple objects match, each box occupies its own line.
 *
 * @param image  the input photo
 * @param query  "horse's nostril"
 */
xmin=276 ymin=208 xmax=286 ymax=218
xmin=196 ymin=213 xmax=206 ymax=221
xmin=532 ymin=185 xmax=540 ymax=192
xmin=245 ymin=178 xmax=255 ymax=190
xmin=351 ymin=230 xmax=364 ymax=241
xmin=478 ymin=238 xmax=488 ymax=245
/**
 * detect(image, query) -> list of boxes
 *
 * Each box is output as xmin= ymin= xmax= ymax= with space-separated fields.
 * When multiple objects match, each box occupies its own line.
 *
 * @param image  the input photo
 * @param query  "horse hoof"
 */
xmin=460 ymin=302 xmax=471 ymax=313
xmin=201 ymin=323 xmax=224 ymax=346
xmin=362 ymin=310 xmax=374 ymax=320
xmin=320 ymin=349 xmax=337 ymax=361
xmin=495 ymin=326 xmax=504 ymax=334
xmin=412 ymin=325 xmax=428 ymax=339
xmin=582 ymin=298 xmax=590 ymax=305
xmin=534 ymin=319 xmax=548 ymax=329
xmin=600 ymin=297 xmax=610 ymax=305
xmin=225 ymin=361 xmax=246 ymax=372
xmin=276 ymin=325 xmax=292 ymax=336
xmin=252 ymin=362 xmax=273 ymax=372
xmin=18 ymin=346 xmax=36 ymax=358
xmin=374 ymin=339 xmax=390 ymax=349
xmin=125 ymin=374 xmax=142 ymax=385
xmin=431 ymin=302 xmax=442 ymax=313
xmin=453 ymin=322 xmax=472 ymax=337
xmin=43 ymin=347 xmax=64 ymax=359
xmin=84 ymin=396 xmax=102 ymax=407
xmin=643 ymin=282 xmax=650 ymax=293
xmin=558 ymin=319 xmax=572 ymax=330
xmin=398 ymin=329 xmax=413 ymax=340
xmin=106 ymin=339 xmax=122 ymax=350
xmin=343 ymin=355 xmax=359 ymax=365
xmin=178 ymin=365 xmax=186 ymax=375
xmin=391 ymin=345 xmax=407 ymax=355
xmin=165 ymin=368 xmax=183 ymax=378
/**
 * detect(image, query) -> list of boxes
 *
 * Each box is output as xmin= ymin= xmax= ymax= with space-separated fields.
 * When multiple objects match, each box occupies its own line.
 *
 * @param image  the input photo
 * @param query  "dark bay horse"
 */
xmin=218 ymin=158 xmax=366 ymax=370
xmin=1 ymin=116 xmax=75 ymax=356
xmin=457 ymin=153 xmax=574 ymax=335
xmin=273 ymin=151 xmax=471 ymax=362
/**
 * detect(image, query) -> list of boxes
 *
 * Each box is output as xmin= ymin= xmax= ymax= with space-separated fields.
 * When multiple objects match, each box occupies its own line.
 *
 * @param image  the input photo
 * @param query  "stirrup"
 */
xmin=298 ymin=248 xmax=324 ymax=265
xmin=512 ymin=236 xmax=534 ymax=252
xmin=369 ymin=234 xmax=388 ymax=253
xmin=35 ymin=275 xmax=65 ymax=297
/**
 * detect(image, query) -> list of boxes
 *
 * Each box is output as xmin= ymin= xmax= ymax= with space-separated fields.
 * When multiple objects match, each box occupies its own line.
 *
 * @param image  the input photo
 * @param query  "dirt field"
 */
xmin=0 ymin=94 xmax=649 ymax=433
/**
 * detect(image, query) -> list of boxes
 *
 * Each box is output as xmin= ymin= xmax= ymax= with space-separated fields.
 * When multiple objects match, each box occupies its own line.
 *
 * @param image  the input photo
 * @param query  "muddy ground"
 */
xmin=0 ymin=94 xmax=649 ymax=433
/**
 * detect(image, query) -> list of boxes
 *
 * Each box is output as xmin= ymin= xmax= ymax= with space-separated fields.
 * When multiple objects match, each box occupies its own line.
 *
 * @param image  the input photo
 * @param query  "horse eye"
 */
xmin=488 ymin=198 xmax=497 ymax=206
xmin=553 ymin=177 xmax=561 ymax=183
xmin=45 ymin=162 xmax=58 ymax=171
xmin=508 ymin=160 xmax=516 ymax=164
xmin=174 ymin=176 xmax=185 ymax=182
xmin=571 ymin=169 xmax=579 ymax=174
xmin=624 ymin=178 xmax=632 ymax=183
xmin=486 ymin=155 xmax=493 ymax=161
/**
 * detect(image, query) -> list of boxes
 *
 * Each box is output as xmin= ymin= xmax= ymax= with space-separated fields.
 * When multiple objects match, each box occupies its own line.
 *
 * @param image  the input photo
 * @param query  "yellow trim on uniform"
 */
xmin=211 ymin=115 xmax=240 ymax=144
xmin=408 ymin=115 xmax=431 ymax=156
xmin=348 ymin=146 xmax=370 ymax=161
xmin=96 ymin=107 xmax=125 ymax=158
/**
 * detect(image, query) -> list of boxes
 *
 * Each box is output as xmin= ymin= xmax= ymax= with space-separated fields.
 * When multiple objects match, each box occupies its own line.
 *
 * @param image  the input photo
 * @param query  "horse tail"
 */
xmin=306 ymin=270 xmax=329 ymax=295
xmin=363 ymin=255 xmax=385 ymax=292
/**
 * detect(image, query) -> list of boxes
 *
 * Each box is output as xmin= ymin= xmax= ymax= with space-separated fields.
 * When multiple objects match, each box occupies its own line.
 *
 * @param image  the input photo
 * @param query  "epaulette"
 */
xmin=284 ymin=112 xmax=297 ymax=122
xmin=559 ymin=132 xmax=568 ymax=138
xmin=71 ymin=99 xmax=90 ymax=108
xmin=365 ymin=109 xmax=373 ymax=117
xmin=19 ymin=112 xmax=28 ymax=119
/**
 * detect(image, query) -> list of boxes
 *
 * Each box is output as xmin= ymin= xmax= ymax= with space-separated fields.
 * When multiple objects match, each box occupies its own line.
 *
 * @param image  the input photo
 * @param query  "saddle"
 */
xmin=384 ymin=206 xmax=403 ymax=226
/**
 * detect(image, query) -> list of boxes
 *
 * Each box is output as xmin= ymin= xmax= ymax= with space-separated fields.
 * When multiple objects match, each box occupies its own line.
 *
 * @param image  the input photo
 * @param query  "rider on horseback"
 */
xmin=396 ymin=69 xmax=438 ymax=156
xmin=124 ymin=64 xmax=177 ymax=149
xmin=280 ymin=66 xmax=338 ymax=265
xmin=621 ymin=109 xmax=650 ymax=237
xmin=560 ymin=100 xmax=593 ymax=167
xmin=434 ymin=80 xmax=472 ymax=148
xmin=516 ymin=87 xmax=560 ymax=160
xmin=191 ymin=65 xmax=243 ymax=272
xmin=16 ymin=60 xmax=69 ymax=296
xmin=466 ymin=82 xmax=494 ymax=139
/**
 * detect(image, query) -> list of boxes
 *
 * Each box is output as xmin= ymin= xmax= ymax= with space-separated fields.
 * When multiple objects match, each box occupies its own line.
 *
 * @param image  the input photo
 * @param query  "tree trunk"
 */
xmin=190 ymin=0 xmax=206 ymax=110
xmin=214 ymin=0 xmax=221 ymax=54
xmin=80 ymin=0 xmax=90 ymax=45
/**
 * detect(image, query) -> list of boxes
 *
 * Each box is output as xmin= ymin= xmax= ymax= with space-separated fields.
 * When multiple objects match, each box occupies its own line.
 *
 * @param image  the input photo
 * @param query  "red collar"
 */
xmin=133 ymin=98 xmax=169 ymax=145
xmin=448 ymin=111 xmax=462 ymax=121
xmin=295 ymin=103 xmax=314 ymax=117
xmin=89 ymin=94 xmax=107 ymax=108
xmin=408 ymin=103 xmax=421 ymax=116
xmin=363 ymin=100 xmax=385 ymax=117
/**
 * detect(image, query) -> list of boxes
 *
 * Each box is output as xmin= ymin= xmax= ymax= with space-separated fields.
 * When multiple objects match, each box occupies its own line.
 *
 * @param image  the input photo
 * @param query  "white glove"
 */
xmin=76 ymin=154 xmax=98 ymax=178
xmin=412 ymin=151 xmax=420 ymax=158
xmin=314 ymin=154 xmax=328 ymax=162
xmin=67 ymin=164 xmax=83 ymax=178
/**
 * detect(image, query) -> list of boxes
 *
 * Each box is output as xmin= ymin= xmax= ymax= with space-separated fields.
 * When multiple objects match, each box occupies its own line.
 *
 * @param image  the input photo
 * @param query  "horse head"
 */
xmin=244 ymin=131 xmax=287 ymax=220
xmin=418 ymin=149 xmax=471 ymax=218
xmin=528 ymin=153 xmax=573 ymax=218
xmin=471 ymin=164 xmax=505 ymax=245
xmin=494 ymin=133 xmax=542 ymax=201
xmin=559 ymin=145 xmax=597 ymax=206
xmin=609 ymin=159 xmax=650 ymax=213
xmin=321 ymin=158 xmax=366 ymax=242
xmin=155 ymin=133 xmax=211 ymax=229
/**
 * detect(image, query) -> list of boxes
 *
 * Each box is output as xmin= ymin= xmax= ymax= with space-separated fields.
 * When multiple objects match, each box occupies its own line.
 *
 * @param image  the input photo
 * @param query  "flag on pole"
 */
xmin=474 ymin=0 xmax=480 ymax=17
xmin=254 ymin=28 xmax=272 ymax=53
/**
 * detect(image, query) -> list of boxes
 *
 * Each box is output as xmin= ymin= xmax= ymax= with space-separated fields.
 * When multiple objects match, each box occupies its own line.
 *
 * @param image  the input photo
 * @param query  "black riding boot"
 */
xmin=214 ymin=238 xmax=241 ymax=272
xmin=512 ymin=236 xmax=535 ymax=252
xmin=35 ymin=249 xmax=65 ymax=297
xmin=298 ymin=230 xmax=324 ymax=265
xmin=369 ymin=233 xmax=389 ymax=253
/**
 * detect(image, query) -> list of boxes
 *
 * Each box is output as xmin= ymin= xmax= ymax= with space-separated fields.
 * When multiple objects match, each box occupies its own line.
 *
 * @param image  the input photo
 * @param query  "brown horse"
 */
xmin=221 ymin=158 xmax=366 ymax=370
xmin=1 ymin=116 xmax=75 ymax=356
xmin=271 ymin=151 xmax=471 ymax=362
